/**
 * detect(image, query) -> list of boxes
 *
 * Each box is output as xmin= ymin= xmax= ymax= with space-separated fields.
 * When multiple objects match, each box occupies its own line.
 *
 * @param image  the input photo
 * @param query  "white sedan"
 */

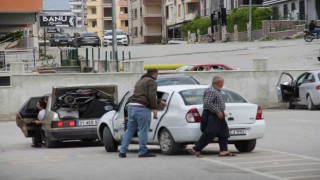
xmin=97 ymin=85 xmax=266 ymax=155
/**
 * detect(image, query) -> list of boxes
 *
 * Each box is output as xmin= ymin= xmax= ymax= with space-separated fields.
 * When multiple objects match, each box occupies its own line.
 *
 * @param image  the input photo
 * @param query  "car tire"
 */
xmin=159 ymin=129 xmax=180 ymax=155
xmin=234 ymin=139 xmax=256 ymax=152
xmin=307 ymin=95 xmax=317 ymax=110
xmin=103 ymin=126 xmax=118 ymax=152
xmin=45 ymin=138 xmax=59 ymax=148
xmin=287 ymin=101 xmax=295 ymax=109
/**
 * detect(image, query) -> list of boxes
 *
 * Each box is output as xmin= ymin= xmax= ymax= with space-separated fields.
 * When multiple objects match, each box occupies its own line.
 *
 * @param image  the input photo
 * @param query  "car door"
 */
xmin=113 ymin=91 xmax=132 ymax=140
xmin=16 ymin=97 xmax=42 ymax=137
xmin=148 ymin=90 xmax=172 ymax=140
xmin=276 ymin=72 xmax=294 ymax=102
xmin=297 ymin=73 xmax=314 ymax=105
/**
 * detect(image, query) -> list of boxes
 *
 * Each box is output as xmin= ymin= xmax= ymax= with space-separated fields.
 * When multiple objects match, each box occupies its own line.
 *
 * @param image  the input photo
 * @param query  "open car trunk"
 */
xmin=51 ymin=84 xmax=118 ymax=120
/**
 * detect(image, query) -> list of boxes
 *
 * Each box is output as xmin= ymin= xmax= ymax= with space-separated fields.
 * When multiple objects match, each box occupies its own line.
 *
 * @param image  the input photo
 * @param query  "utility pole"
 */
xmin=161 ymin=0 xmax=166 ymax=44
xmin=112 ymin=0 xmax=118 ymax=70
xmin=248 ymin=0 xmax=252 ymax=41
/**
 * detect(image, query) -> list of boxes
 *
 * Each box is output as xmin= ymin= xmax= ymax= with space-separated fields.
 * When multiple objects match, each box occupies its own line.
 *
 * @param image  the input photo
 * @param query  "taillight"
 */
xmin=316 ymin=85 xmax=320 ymax=90
xmin=52 ymin=120 xmax=76 ymax=128
xmin=256 ymin=105 xmax=263 ymax=120
xmin=186 ymin=108 xmax=202 ymax=123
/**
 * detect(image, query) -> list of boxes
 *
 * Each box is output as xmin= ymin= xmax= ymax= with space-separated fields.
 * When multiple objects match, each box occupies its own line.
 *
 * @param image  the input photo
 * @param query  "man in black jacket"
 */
xmin=309 ymin=20 xmax=320 ymax=37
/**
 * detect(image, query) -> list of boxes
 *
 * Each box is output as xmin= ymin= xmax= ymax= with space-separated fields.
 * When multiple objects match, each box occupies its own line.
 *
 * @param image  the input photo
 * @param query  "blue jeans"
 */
xmin=119 ymin=106 xmax=151 ymax=155
xmin=311 ymin=29 xmax=320 ymax=36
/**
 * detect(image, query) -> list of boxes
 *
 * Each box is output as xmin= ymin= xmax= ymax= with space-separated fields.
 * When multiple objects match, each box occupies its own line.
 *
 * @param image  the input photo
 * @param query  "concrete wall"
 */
xmin=0 ymin=61 xmax=309 ymax=121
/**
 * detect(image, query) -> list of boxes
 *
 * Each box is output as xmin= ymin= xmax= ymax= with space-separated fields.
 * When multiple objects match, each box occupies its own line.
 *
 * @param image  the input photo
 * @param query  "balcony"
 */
xmin=86 ymin=1 xmax=98 ymax=6
xmin=185 ymin=12 xmax=197 ymax=21
xmin=118 ymin=0 xmax=128 ymax=6
xmin=263 ymin=0 xmax=287 ymax=6
xmin=87 ymin=14 xmax=98 ymax=19
xmin=69 ymin=0 xmax=83 ymax=5
xmin=119 ymin=13 xmax=128 ymax=19
xmin=144 ymin=17 xmax=162 ymax=24
xmin=71 ymin=9 xmax=83 ymax=13
xmin=143 ymin=0 xmax=161 ymax=4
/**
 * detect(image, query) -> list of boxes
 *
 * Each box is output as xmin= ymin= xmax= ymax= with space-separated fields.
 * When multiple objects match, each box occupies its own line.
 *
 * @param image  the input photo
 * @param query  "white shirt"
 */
xmin=37 ymin=109 xmax=45 ymax=121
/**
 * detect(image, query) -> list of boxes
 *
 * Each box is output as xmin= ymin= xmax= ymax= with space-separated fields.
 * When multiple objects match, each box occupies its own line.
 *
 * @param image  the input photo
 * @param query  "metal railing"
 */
xmin=0 ymin=49 xmax=38 ymax=72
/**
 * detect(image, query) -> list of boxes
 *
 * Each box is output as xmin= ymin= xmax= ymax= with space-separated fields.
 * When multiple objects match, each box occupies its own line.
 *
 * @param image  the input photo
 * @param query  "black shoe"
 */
xmin=119 ymin=153 xmax=126 ymax=158
xmin=138 ymin=152 xmax=156 ymax=158
xmin=31 ymin=144 xmax=41 ymax=148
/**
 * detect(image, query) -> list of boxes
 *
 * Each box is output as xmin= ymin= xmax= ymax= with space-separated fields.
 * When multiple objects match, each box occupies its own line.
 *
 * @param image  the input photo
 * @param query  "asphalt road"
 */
xmin=0 ymin=109 xmax=319 ymax=180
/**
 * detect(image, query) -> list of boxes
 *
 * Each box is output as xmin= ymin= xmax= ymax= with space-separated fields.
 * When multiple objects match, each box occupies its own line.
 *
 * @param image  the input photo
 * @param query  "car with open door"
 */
xmin=276 ymin=71 xmax=320 ymax=110
xmin=16 ymin=84 xmax=118 ymax=148
xmin=97 ymin=85 xmax=266 ymax=155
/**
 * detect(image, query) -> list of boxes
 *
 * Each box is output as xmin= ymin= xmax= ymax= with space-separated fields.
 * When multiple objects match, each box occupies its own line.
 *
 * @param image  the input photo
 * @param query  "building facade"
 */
xmin=0 ymin=0 xmax=43 ymax=48
xmin=86 ymin=0 xmax=129 ymax=41
xmin=263 ymin=0 xmax=319 ymax=20
xmin=128 ymin=0 xmax=163 ymax=44
xmin=69 ymin=0 xmax=88 ymax=28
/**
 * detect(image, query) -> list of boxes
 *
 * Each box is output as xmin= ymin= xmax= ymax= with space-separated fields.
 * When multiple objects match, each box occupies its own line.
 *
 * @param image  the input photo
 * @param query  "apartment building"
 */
xmin=263 ymin=0 xmax=319 ymax=20
xmin=86 ymin=0 xmax=129 ymax=41
xmin=129 ymin=0 xmax=163 ymax=44
xmin=69 ymin=0 xmax=88 ymax=28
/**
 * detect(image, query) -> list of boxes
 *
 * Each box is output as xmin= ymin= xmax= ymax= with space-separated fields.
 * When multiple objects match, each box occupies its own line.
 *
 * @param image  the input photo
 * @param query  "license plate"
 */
xmin=77 ymin=120 xmax=98 ymax=126
xmin=229 ymin=129 xmax=247 ymax=136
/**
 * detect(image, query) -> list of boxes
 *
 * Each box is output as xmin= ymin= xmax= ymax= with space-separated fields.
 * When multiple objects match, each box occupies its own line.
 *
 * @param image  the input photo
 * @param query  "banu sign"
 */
xmin=39 ymin=15 xmax=76 ymax=28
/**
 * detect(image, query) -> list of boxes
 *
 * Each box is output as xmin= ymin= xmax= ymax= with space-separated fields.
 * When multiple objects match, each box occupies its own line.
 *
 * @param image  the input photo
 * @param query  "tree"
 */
xmin=181 ymin=16 xmax=211 ymax=37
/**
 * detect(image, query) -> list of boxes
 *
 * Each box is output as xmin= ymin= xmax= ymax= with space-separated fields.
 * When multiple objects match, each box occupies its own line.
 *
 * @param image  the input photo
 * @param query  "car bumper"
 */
xmin=104 ymin=40 xmax=128 ymax=46
xmin=168 ymin=120 xmax=266 ymax=143
xmin=45 ymin=127 xmax=98 ymax=141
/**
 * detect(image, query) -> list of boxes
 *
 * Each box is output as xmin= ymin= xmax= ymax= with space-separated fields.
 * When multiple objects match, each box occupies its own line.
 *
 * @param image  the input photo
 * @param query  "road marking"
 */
xmin=249 ymin=162 xmax=320 ymax=169
xmin=201 ymin=158 xmax=286 ymax=180
xmin=232 ymin=158 xmax=304 ymax=164
xmin=256 ymin=148 xmax=320 ymax=162
xmin=286 ymin=175 xmax=320 ymax=179
xmin=266 ymin=169 xmax=320 ymax=174
xmin=221 ymin=154 xmax=290 ymax=161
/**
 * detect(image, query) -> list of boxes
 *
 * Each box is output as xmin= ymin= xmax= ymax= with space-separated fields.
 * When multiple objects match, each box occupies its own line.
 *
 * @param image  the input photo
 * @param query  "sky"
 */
xmin=43 ymin=0 xmax=70 ymax=10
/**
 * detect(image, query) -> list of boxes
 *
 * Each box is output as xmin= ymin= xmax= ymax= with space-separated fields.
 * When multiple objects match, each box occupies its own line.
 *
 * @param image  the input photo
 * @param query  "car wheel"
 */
xmin=45 ymin=137 xmax=59 ymax=148
xmin=159 ymin=129 xmax=180 ymax=155
xmin=307 ymin=95 xmax=317 ymax=110
xmin=234 ymin=139 xmax=256 ymax=152
xmin=103 ymin=126 xmax=118 ymax=152
xmin=286 ymin=101 xmax=295 ymax=109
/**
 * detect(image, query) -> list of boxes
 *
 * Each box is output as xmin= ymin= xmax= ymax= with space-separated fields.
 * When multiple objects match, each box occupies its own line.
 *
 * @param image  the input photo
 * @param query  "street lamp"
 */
xmin=112 ymin=0 xmax=118 ymax=71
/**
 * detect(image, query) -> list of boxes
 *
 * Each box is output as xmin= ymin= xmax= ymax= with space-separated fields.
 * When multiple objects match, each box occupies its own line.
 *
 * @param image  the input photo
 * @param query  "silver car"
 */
xmin=276 ymin=70 xmax=320 ymax=110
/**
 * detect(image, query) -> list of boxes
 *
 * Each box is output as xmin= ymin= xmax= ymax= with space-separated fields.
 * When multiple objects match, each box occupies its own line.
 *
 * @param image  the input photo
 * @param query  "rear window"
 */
xmin=156 ymin=76 xmax=199 ymax=86
xmin=179 ymin=88 xmax=247 ymax=105
xmin=82 ymin=33 xmax=97 ymax=37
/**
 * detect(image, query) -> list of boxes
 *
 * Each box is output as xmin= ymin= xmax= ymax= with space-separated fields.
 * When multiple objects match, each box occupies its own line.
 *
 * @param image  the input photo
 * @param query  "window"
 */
xmin=132 ymin=9 xmax=137 ymax=19
xmin=291 ymin=2 xmax=296 ymax=11
xmin=283 ymin=4 xmax=288 ymax=18
xmin=157 ymin=92 xmax=169 ymax=111
xmin=132 ymin=27 xmax=138 ymax=37
xmin=140 ymin=8 xmax=143 ymax=17
xmin=140 ymin=26 xmax=143 ymax=35
xmin=92 ymin=7 xmax=97 ymax=14
xmin=92 ymin=20 xmax=97 ymax=27
xmin=221 ymin=90 xmax=247 ymax=103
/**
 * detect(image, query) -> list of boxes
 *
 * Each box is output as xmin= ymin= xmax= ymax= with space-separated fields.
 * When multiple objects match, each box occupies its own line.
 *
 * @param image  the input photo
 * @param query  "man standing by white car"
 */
xmin=189 ymin=76 xmax=236 ymax=157
xmin=119 ymin=68 xmax=159 ymax=158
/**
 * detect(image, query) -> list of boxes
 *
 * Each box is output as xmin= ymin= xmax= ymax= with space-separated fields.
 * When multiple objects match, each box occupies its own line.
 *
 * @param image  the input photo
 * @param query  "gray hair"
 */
xmin=212 ymin=76 xmax=224 ymax=84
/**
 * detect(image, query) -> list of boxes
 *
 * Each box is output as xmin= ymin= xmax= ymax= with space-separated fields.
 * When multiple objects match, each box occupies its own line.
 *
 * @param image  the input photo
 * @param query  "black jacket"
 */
xmin=200 ymin=109 xmax=229 ymax=138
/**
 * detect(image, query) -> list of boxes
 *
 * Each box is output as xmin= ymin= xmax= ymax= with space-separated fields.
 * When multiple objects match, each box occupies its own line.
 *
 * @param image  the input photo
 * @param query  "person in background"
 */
xmin=309 ymin=20 xmax=320 ymax=37
xmin=31 ymin=100 xmax=46 ymax=148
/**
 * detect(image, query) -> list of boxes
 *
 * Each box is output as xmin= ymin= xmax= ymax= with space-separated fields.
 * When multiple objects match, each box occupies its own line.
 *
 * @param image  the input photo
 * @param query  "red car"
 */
xmin=175 ymin=64 xmax=233 ymax=71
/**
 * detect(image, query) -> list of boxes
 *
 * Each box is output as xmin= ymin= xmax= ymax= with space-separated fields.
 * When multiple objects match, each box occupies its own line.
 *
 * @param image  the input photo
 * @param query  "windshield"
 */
xmin=175 ymin=65 xmax=194 ymax=71
xmin=105 ymin=31 xmax=125 ymax=36
xmin=179 ymin=88 xmax=248 ymax=105
xmin=156 ymin=76 xmax=199 ymax=86
xmin=54 ymin=33 xmax=70 ymax=38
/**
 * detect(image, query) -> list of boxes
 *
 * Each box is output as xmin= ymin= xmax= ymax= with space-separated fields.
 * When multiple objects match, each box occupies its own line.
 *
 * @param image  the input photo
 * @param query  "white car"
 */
xmin=103 ymin=30 xmax=128 ymax=47
xmin=97 ymin=85 xmax=266 ymax=155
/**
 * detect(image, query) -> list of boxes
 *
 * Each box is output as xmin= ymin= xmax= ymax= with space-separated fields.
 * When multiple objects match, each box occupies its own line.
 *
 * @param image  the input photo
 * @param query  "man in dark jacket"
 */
xmin=119 ymin=68 xmax=159 ymax=158
xmin=309 ymin=20 xmax=320 ymax=37
xmin=189 ymin=76 xmax=235 ymax=157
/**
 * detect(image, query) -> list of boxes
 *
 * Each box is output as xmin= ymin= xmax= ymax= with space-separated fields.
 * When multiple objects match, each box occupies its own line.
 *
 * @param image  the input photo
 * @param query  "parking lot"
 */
xmin=1 ymin=109 xmax=319 ymax=180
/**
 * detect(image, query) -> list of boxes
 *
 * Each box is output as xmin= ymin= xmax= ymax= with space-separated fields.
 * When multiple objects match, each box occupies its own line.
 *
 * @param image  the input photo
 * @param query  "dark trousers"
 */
xmin=193 ymin=112 xmax=229 ymax=152
xmin=34 ymin=124 xmax=42 ymax=144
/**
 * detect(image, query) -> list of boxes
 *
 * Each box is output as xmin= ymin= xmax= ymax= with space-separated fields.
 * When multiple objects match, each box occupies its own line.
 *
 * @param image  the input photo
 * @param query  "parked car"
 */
xmin=49 ymin=33 xmax=73 ymax=47
xmin=103 ymin=30 xmax=128 ymax=47
xmin=175 ymin=64 xmax=233 ymax=71
xmin=72 ymin=32 xmax=101 ymax=47
xmin=97 ymin=85 xmax=265 ymax=155
xmin=156 ymin=74 xmax=200 ymax=86
xmin=276 ymin=71 xmax=320 ymax=110
xmin=16 ymin=84 xmax=118 ymax=148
